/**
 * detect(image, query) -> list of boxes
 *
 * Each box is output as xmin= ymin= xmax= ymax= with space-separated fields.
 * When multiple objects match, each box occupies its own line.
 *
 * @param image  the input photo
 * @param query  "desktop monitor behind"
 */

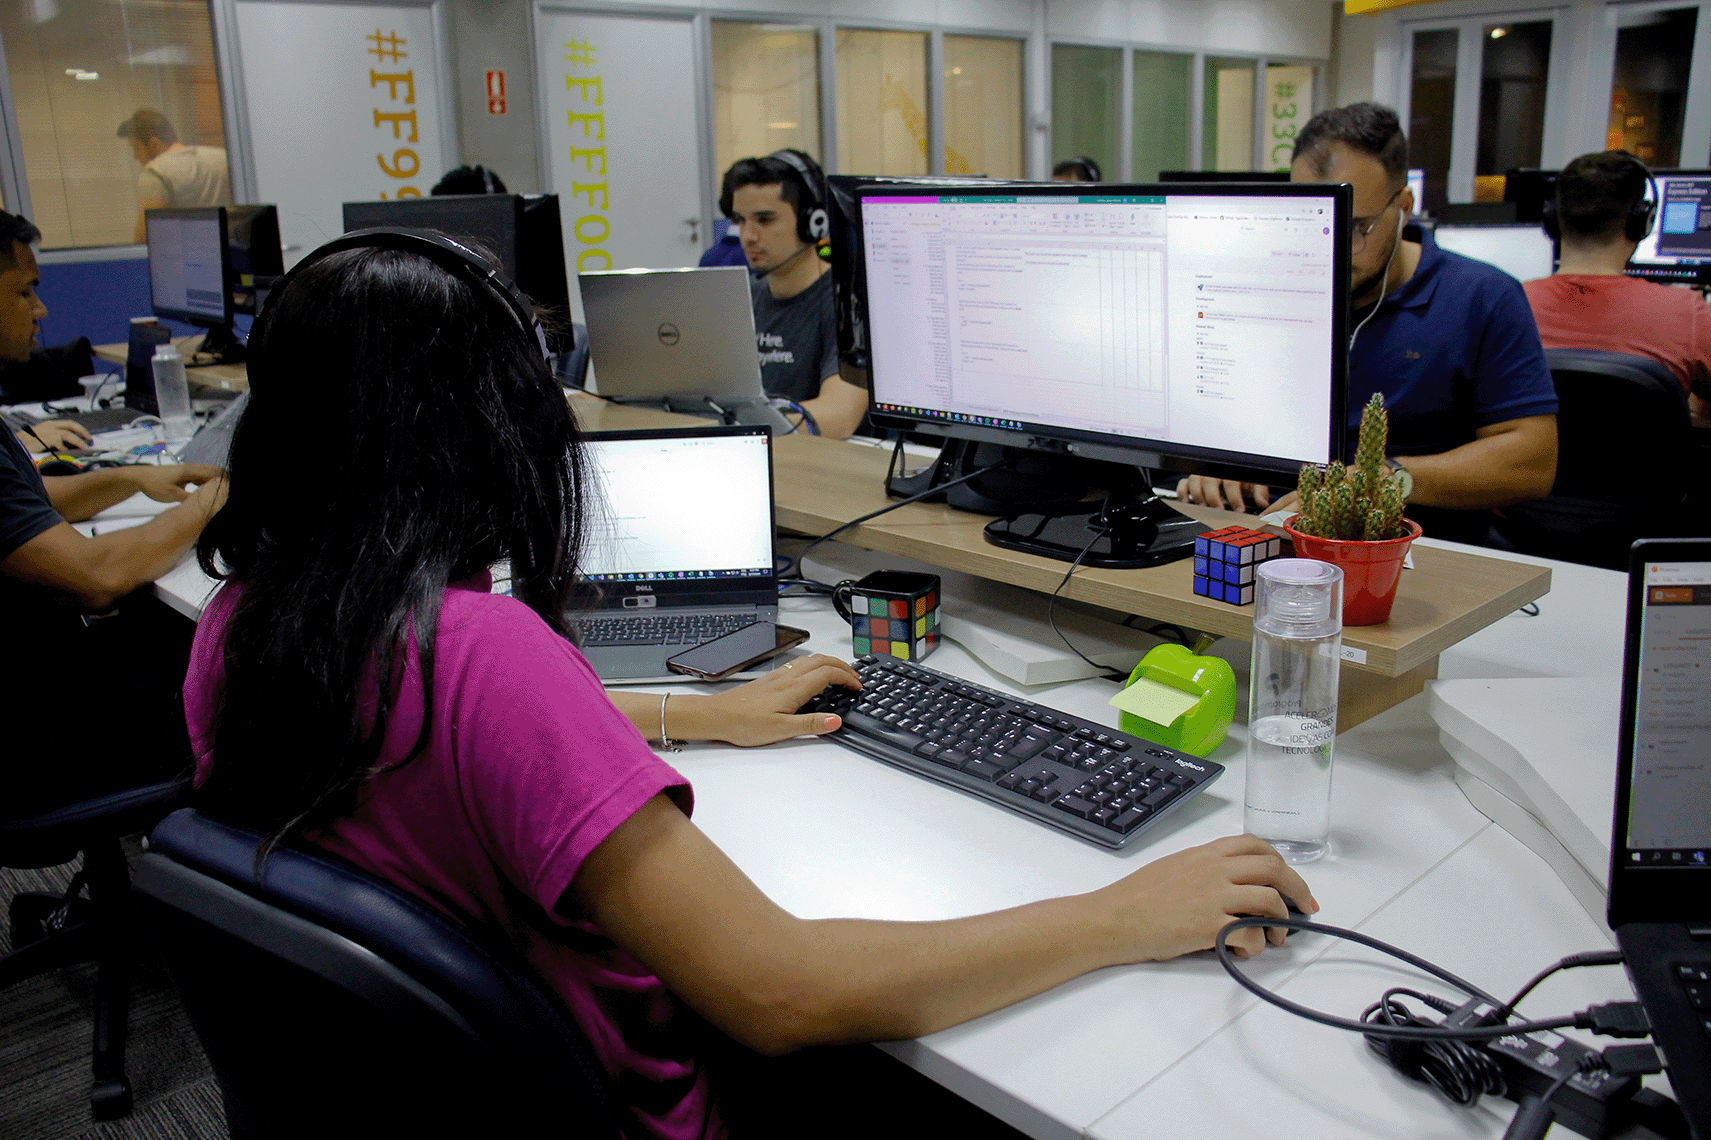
xmin=855 ymin=182 xmax=1350 ymax=568
xmin=341 ymin=194 xmax=572 ymax=351
xmin=1157 ymin=170 xmax=1291 ymax=183
xmin=146 ymin=205 xmax=282 ymax=364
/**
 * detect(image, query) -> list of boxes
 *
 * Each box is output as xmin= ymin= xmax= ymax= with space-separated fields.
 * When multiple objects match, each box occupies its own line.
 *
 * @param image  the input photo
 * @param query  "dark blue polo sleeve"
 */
xmin=1 ymin=430 xmax=62 ymax=563
xmin=1469 ymin=273 xmax=1559 ymax=428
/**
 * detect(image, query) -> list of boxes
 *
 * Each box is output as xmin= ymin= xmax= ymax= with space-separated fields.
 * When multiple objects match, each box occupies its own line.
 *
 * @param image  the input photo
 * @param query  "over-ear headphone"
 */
xmin=1070 ymin=155 xmax=1102 ymax=182
xmin=767 ymin=149 xmax=830 ymax=244
xmin=1543 ymin=153 xmax=1656 ymax=243
xmin=251 ymin=228 xmax=550 ymax=362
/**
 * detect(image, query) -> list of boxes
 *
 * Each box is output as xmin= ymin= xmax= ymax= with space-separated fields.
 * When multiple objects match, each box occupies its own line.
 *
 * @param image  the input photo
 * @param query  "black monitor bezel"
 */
xmin=223 ymin=204 xmax=284 ymax=316
xmin=1627 ymin=168 xmax=1711 ymax=287
xmin=571 ymin=424 xmax=778 ymax=610
xmin=852 ymin=181 xmax=1351 ymax=485
xmin=1609 ymin=537 xmax=1711 ymax=928
xmin=146 ymin=206 xmax=233 ymax=329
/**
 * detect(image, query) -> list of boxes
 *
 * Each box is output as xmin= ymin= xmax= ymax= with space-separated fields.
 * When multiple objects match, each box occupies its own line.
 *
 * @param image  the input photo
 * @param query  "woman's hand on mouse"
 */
xmin=1090 ymin=834 xmax=1319 ymax=962
xmin=23 ymin=420 xmax=93 ymax=452
xmin=667 ymin=654 xmax=863 ymax=747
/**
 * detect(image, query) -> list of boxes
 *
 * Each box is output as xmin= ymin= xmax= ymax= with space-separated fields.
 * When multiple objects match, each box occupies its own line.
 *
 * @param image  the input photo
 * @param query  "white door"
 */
xmin=233 ymin=0 xmax=453 ymax=267
xmin=538 ymin=10 xmax=707 ymax=288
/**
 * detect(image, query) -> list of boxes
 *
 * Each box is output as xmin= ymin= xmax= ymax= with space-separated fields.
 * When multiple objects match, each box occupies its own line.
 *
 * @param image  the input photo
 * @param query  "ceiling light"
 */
xmin=768 ymin=121 xmax=797 ymax=129
xmin=1489 ymin=26 xmax=1508 ymax=39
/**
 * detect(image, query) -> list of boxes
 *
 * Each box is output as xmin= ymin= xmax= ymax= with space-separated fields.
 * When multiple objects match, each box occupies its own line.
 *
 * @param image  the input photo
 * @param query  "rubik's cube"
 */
xmin=850 ymin=584 xmax=940 ymax=661
xmin=1192 ymin=526 xmax=1282 ymax=606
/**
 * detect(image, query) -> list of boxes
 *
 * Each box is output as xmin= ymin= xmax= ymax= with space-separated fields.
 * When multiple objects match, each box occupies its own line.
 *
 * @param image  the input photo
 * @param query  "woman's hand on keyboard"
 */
xmin=674 ymin=654 xmax=863 ymax=747
xmin=1099 ymin=834 xmax=1318 ymax=962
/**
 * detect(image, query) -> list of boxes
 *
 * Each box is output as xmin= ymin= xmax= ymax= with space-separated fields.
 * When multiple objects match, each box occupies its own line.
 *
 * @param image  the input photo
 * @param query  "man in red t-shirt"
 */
xmin=1524 ymin=150 xmax=1711 ymax=420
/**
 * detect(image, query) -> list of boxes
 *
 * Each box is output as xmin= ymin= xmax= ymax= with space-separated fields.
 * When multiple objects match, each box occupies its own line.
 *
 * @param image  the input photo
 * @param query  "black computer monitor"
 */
xmin=1158 ymin=170 xmax=1291 ymax=183
xmin=341 ymin=194 xmax=572 ymax=351
xmin=854 ymin=182 xmax=1350 ymax=567
xmin=1628 ymin=169 xmax=1711 ymax=287
xmin=145 ymin=205 xmax=283 ymax=364
xmin=1503 ymin=168 xmax=1557 ymax=223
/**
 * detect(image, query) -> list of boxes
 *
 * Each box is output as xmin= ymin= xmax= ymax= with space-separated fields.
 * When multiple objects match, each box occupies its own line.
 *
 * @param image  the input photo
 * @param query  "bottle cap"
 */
xmin=153 ymin=342 xmax=182 ymax=360
xmin=1254 ymin=558 xmax=1343 ymax=638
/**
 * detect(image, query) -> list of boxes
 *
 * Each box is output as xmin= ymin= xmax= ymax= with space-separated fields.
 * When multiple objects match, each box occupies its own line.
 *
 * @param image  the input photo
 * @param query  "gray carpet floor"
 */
xmin=2 ymin=846 xmax=227 ymax=1140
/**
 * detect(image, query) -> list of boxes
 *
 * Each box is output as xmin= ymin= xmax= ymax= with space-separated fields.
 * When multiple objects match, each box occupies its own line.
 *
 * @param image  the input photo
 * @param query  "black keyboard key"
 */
xmin=1686 ymin=983 xmax=1709 ymax=1010
xmin=1053 ymin=796 xmax=1097 ymax=819
xmin=964 ymin=759 xmax=1005 ymax=779
xmin=1110 ymin=807 xmax=1152 ymax=833
xmin=1030 ymin=785 xmax=1058 ymax=803
xmin=1141 ymin=786 xmax=1180 ymax=809
xmin=844 ymin=711 xmax=922 ymax=752
xmin=1678 ymin=965 xmax=1711 ymax=983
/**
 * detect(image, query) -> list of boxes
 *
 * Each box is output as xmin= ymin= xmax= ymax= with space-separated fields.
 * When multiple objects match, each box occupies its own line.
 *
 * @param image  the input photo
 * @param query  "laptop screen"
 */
xmin=581 ymin=429 xmax=774 ymax=584
xmin=1622 ymin=557 xmax=1711 ymax=868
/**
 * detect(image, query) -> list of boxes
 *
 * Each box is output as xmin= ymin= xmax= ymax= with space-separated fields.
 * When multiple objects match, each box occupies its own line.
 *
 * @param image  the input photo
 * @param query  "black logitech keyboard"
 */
xmin=798 ymin=655 xmax=1224 ymax=849
xmin=578 ymin=611 xmax=753 ymax=647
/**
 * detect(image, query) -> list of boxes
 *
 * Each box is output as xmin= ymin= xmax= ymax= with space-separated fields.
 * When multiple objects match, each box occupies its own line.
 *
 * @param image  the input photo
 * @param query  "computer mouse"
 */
xmin=37 ymin=459 xmax=82 ymax=476
xmin=1236 ymin=895 xmax=1311 ymax=938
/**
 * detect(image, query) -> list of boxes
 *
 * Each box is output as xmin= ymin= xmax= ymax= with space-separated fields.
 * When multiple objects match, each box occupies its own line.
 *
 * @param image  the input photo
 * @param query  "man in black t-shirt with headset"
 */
xmin=719 ymin=150 xmax=870 ymax=439
xmin=0 ymin=209 xmax=226 ymax=813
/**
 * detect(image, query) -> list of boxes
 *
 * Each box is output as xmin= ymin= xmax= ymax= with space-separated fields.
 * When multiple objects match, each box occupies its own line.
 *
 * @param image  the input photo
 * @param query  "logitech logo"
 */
xmin=658 ymin=323 xmax=680 ymax=346
xmin=1173 ymin=758 xmax=1207 ymax=772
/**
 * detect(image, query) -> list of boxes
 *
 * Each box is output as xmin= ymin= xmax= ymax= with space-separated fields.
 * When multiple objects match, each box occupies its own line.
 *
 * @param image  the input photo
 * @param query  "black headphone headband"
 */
xmin=767 ymin=149 xmax=830 ymax=243
xmin=252 ymin=228 xmax=549 ymax=360
xmin=1543 ymin=152 xmax=1657 ymax=243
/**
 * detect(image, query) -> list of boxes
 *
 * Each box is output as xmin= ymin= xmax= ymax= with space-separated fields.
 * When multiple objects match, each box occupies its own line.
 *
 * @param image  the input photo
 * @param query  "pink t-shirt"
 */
xmin=183 ymin=573 xmax=721 ymax=1140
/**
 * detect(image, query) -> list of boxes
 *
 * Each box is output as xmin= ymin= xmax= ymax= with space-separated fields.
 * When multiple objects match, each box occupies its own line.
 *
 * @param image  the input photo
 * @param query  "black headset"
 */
xmin=251 ymin=228 xmax=549 ymax=361
xmin=1056 ymin=155 xmax=1103 ymax=183
xmin=1543 ymin=152 xmax=1657 ymax=243
xmin=767 ymin=149 xmax=830 ymax=243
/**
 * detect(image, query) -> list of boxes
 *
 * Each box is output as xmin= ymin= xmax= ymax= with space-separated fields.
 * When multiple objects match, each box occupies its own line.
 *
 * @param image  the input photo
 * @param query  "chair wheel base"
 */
xmin=90 ymin=1078 xmax=132 ymax=1120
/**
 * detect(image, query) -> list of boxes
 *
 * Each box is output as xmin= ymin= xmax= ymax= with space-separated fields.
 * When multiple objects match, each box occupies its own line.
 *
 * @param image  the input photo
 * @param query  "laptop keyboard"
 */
xmin=798 ymin=655 xmax=1223 ymax=849
xmin=578 ymin=611 xmax=753 ymax=647
xmin=1679 ymin=964 xmax=1711 ymax=1037
xmin=59 ymin=407 xmax=152 ymax=433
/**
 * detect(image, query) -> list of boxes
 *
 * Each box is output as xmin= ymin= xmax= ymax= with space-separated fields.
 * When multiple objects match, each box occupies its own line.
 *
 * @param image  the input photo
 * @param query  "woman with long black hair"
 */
xmin=183 ymin=234 xmax=1315 ymax=1140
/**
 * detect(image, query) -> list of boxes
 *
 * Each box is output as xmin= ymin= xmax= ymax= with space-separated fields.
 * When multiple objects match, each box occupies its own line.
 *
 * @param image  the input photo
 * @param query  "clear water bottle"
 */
xmin=1245 ymin=558 xmax=1343 ymax=863
xmin=152 ymin=342 xmax=195 ymax=443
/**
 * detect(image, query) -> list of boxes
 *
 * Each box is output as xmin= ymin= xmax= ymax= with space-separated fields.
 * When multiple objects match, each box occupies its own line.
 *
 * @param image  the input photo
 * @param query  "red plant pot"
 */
xmin=1282 ymin=517 xmax=1423 ymax=626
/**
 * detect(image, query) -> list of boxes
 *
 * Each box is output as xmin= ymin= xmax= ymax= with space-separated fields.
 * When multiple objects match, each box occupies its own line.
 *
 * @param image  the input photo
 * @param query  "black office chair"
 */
xmin=556 ymin=322 xmax=591 ymax=389
xmin=1493 ymin=348 xmax=1699 ymax=569
xmin=134 ymin=808 xmax=622 ymax=1140
xmin=0 ymin=777 xmax=192 ymax=1119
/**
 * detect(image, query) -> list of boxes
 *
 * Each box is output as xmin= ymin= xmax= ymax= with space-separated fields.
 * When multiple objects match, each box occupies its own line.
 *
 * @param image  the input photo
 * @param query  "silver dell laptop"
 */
xmin=574 ymin=425 xmax=780 ymax=683
xmin=578 ymin=266 xmax=791 ymax=434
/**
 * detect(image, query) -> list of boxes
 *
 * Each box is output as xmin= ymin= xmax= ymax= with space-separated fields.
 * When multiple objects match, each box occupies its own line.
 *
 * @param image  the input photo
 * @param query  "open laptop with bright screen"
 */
xmin=575 ymin=425 xmax=778 ymax=683
xmin=1609 ymin=539 xmax=1711 ymax=1133
xmin=859 ymin=189 xmax=1341 ymax=478
xmin=1628 ymin=169 xmax=1711 ymax=285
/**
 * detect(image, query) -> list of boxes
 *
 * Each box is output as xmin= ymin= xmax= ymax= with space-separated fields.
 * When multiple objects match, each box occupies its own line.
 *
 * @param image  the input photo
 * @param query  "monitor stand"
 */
xmin=192 ymin=322 xmax=246 ymax=365
xmin=984 ymin=490 xmax=1209 ymax=569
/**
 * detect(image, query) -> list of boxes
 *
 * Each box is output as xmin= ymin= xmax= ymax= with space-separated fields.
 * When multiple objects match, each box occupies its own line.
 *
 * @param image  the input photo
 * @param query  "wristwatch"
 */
xmin=1384 ymin=457 xmax=1414 ymax=501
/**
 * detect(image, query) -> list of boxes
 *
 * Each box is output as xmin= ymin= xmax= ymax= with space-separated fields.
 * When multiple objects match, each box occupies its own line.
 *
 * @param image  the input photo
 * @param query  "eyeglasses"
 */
xmin=1351 ymin=187 xmax=1404 ymax=253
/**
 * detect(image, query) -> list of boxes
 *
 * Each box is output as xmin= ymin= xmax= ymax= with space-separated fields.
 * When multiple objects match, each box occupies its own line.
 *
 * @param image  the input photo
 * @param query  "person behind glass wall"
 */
xmin=1176 ymin=103 xmax=1558 ymax=545
xmin=184 ymin=233 xmax=1317 ymax=1139
xmin=118 ymin=109 xmax=231 ymax=245
xmin=719 ymin=150 xmax=868 ymax=438
xmin=1051 ymin=156 xmax=1102 ymax=182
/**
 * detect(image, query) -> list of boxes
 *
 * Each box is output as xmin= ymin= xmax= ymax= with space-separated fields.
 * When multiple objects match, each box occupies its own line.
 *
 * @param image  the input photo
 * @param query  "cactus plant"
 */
xmin=1291 ymin=393 xmax=1410 ymax=541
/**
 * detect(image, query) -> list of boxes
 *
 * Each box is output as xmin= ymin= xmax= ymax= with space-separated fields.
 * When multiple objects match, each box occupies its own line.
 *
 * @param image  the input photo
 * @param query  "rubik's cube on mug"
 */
xmin=1192 ymin=525 xmax=1282 ymax=606
xmin=832 ymin=570 xmax=941 ymax=661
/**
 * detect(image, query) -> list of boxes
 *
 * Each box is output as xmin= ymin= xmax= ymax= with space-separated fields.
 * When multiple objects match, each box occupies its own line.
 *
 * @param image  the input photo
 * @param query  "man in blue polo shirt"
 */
xmin=1180 ymin=103 xmax=1558 ymax=545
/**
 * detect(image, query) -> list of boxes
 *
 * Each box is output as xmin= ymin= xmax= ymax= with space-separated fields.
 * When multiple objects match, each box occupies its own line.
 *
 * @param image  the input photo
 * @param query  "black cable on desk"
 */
xmin=780 ymin=456 xmax=1006 ymax=580
xmin=1503 ymin=951 xmax=1624 ymax=1016
xmin=1044 ymin=510 xmax=1129 ymax=683
xmin=1213 ymin=917 xmax=1596 ymax=1041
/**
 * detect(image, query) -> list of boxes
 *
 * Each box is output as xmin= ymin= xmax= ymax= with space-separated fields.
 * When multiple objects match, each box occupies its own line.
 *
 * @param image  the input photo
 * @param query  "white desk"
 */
xmin=122 ymin=501 xmax=1657 ymax=1138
